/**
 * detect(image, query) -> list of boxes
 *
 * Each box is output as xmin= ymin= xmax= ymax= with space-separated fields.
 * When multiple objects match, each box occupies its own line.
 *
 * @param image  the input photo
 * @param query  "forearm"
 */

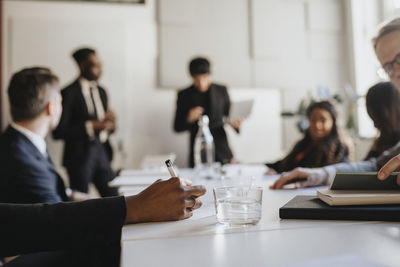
xmin=0 ymin=196 xmax=126 ymax=257
xmin=174 ymin=94 xmax=193 ymax=132
xmin=331 ymin=159 xmax=378 ymax=172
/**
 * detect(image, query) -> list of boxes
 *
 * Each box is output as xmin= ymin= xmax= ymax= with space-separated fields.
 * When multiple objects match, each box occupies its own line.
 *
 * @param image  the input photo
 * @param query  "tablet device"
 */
xmin=229 ymin=99 xmax=254 ymax=121
xmin=330 ymin=172 xmax=400 ymax=190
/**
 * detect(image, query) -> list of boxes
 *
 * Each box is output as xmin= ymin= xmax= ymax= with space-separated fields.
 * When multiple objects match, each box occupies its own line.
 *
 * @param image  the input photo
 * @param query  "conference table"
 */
xmin=114 ymin=166 xmax=400 ymax=267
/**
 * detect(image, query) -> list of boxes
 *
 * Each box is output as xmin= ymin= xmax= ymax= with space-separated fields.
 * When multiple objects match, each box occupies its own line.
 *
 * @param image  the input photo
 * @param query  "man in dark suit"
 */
xmin=1 ymin=177 xmax=206 ymax=267
xmin=0 ymin=67 xmax=207 ymax=266
xmin=0 ymin=67 xmax=88 ymax=204
xmin=53 ymin=48 xmax=118 ymax=197
xmin=174 ymin=57 xmax=242 ymax=167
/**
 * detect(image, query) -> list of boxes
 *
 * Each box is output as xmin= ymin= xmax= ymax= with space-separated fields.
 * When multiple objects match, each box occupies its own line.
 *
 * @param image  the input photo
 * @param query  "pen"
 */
xmin=165 ymin=159 xmax=192 ymax=186
xmin=165 ymin=159 xmax=178 ymax=177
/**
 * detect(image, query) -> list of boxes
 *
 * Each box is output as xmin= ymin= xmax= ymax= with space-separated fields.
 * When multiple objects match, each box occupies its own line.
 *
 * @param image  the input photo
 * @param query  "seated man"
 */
xmin=270 ymin=18 xmax=400 ymax=189
xmin=0 ymin=67 xmax=87 ymax=203
xmin=1 ymin=178 xmax=206 ymax=267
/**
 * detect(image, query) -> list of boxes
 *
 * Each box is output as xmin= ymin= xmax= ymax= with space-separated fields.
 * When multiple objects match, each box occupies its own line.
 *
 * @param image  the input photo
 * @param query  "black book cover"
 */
xmin=279 ymin=195 xmax=400 ymax=221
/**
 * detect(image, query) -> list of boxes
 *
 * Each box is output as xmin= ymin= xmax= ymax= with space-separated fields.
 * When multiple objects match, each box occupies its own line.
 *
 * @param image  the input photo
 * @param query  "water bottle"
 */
xmin=194 ymin=115 xmax=215 ymax=178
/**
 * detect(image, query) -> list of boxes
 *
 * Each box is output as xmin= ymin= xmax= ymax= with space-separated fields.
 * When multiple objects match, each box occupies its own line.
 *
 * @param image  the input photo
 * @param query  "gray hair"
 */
xmin=373 ymin=18 xmax=400 ymax=49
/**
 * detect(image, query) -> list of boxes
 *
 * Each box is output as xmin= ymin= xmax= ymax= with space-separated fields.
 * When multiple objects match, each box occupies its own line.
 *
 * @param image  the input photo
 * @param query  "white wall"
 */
xmin=1 ymin=0 xmax=181 ymax=171
xmin=158 ymin=0 xmax=350 ymax=152
xmin=227 ymin=89 xmax=282 ymax=163
xmin=344 ymin=0 xmax=382 ymax=139
xmin=1 ymin=0 xmax=282 ymax=172
xmin=158 ymin=0 xmax=252 ymax=87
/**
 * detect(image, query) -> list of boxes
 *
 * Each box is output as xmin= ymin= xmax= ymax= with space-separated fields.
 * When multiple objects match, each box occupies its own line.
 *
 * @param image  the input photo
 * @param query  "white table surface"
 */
xmin=119 ymin=171 xmax=400 ymax=267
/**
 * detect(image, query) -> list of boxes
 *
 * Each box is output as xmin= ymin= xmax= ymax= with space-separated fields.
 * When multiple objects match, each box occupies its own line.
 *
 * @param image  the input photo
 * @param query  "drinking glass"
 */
xmin=213 ymin=186 xmax=263 ymax=225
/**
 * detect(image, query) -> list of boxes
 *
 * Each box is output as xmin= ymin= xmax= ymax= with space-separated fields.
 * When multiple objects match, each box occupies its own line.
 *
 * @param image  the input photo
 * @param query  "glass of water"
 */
xmin=213 ymin=186 xmax=263 ymax=225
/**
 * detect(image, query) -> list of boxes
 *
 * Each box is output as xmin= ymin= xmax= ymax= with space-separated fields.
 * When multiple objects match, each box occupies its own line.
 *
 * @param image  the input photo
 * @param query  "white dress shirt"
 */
xmin=79 ymin=78 xmax=108 ymax=143
xmin=11 ymin=122 xmax=47 ymax=156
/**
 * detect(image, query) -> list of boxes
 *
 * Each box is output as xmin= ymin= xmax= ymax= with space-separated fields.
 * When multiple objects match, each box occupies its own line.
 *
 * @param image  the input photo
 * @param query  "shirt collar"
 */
xmin=11 ymin=122 xmax=47 ymax=156
xmin=79 ymin=77 xmax=97 ymax=90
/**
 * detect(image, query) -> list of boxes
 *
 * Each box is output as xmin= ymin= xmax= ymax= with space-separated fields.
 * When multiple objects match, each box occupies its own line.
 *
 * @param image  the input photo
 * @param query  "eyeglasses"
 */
xmin=380 ymin=53 xmax=400 ymax=76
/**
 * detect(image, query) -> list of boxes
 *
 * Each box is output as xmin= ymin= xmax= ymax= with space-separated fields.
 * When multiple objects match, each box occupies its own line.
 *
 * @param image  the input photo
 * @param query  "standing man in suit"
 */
xmin=0 ymin=67 xmax=89 ymax=204
xmin=174 ymin=57 xmax=242 ymax=167
xmin=53 ymin=48 xmax=118 ymax=197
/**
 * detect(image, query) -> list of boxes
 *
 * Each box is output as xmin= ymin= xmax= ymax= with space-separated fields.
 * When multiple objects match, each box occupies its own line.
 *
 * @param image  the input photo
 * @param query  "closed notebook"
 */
xmin=317 ymin=190 xmax=400 ymax=206
xmin=317 ymin=172 xmax=400 ymax=206
xmin=279 ymin=195 xmax=400 ymax=221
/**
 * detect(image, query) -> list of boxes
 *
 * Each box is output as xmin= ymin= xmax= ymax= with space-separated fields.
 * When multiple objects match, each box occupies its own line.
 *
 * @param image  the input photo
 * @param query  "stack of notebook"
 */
xmin=280 ymin=172 xmax=400 ymax=221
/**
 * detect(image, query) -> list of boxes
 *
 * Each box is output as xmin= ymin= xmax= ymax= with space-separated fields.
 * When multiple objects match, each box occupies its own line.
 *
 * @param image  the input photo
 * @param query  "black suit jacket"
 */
xmin=53 ymin=79 xmax=113 ymax=167
xmin=0 ymin=196 xmax=126 ymax=266
xmin=0 ymin=126 xmax=69 ymax=204
xmin=174 ymin=83 xmax=234 ymax=167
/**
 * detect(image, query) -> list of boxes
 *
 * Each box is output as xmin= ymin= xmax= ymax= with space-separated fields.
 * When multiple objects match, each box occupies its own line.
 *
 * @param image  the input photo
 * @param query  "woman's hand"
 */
xmin=378 ymin=154 xmax=400 ymax=185
xmin=269 ymin=167 xmax=328 ymax=189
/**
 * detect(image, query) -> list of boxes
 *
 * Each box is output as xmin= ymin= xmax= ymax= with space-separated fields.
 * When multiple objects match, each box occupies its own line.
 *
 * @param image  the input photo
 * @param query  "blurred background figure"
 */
xmin=53 ymin=47 xmax=118 ymax=197
xmin=266 ymin=101 xmax=350 ymax=174
xmin=173 ymin=57 xmax=242 ymax=167
xmin=364 ymin=82 xmax=400 ymax=160
xmin=0 ymin=67 xmax=71 ymax=204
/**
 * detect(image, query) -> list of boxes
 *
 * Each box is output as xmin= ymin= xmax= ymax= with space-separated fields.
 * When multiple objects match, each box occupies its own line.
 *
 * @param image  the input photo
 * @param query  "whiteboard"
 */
xmin=226 ymin=88 xmax=282 ymax=163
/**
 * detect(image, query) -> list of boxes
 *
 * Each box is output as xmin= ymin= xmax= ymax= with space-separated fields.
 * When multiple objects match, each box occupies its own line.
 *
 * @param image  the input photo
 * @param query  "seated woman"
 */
xmin=270 ymin=82 xmax=400 ymax=189
xmin=364 ymin=82 xmax=400 ymax=160
xmin=266 ymin=101 xmax=349 ymax=174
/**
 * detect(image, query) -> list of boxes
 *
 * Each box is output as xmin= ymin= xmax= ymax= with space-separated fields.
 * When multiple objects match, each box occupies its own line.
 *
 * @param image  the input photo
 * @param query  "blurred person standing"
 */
xmin=53 ymin=48 xmax=118 ymax=197
xmin=174 ymin=57 xmax=242 ymax=167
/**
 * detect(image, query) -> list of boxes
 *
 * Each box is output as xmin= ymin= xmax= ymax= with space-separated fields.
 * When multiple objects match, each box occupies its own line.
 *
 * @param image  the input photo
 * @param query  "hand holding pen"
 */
xmin=165 ymin=159 xmax=192 ymax=186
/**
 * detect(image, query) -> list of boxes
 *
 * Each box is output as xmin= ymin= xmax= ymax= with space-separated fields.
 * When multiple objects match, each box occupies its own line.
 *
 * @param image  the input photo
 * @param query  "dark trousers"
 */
xmin=67 ymin=142 xmax=118 ymax=197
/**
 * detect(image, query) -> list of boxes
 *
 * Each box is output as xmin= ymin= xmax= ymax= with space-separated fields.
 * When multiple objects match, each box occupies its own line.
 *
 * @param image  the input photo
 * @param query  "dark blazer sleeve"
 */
xmin=0 ymin=196 xmax=126 ymax=257
xmin=13 ymin=168 xmax=63 ymax=204
xmin=265 ymin=160 xmax=284 ymax=173
xmin=98 ymin=86 xmax=109 ymax=111
xmin=222 ymin=86 xmax=240 ymax=134
xmin=222 ymin=86 xmax=230 ymax=117
xmin=173 ymin=91 xmax=193 ymax=132
xmin=265 ymin=140 xmax=304 ymax=173
xmin=52 ymin=88 xmax=88 ymax=141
